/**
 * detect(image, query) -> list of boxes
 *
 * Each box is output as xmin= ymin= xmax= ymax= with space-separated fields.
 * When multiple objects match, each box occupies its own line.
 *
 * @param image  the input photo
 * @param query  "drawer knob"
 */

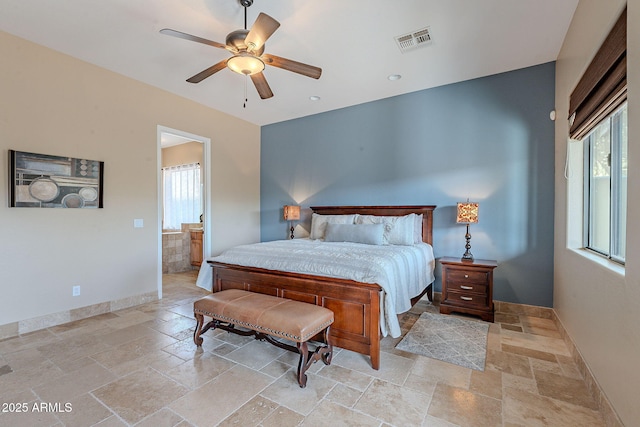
xmin=460 ymin=296 xmax=473 ymax=301
xmin=460 ymin=285 xmax=473 ymax=290
xmin=464 ymin=274 xmax=469 ymax=278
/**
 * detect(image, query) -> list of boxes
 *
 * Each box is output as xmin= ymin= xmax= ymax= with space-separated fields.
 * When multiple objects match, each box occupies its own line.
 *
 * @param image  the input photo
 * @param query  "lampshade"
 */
xmin=283 ymin=205 xmax=300 ymax=221
xmin=227 ymin=53 xmax=265 ymax=76
xmin=456 ymin=202 xmax=479 ymax=224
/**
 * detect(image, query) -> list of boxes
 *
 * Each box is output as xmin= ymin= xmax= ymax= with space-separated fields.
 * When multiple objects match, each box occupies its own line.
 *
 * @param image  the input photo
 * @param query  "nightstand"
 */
xmin=439 ymin=257 xmax=498 ymax=322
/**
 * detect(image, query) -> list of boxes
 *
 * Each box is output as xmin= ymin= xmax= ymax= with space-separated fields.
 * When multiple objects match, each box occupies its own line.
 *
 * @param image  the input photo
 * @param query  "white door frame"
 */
xmin=157 ymin=125 xmax=212 ymax=299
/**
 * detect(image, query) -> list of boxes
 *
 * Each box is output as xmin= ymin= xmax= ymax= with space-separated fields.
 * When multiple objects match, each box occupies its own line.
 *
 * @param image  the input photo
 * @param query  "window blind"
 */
xmin=569 ymin=7 xmax=626 ymax=140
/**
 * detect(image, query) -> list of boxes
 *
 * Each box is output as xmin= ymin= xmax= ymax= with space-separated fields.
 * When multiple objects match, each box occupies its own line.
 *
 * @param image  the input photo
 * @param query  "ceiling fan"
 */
xmin=160 ymin=0 xmax=322 ymax=100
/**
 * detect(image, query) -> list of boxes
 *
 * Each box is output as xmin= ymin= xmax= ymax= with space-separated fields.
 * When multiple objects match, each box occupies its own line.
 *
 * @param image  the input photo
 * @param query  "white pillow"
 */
xmin=309 ymin=214 xmax=357 ymax=240
xmin=414 ymin=214 xmax=423 ymax=243
xmin=324 ymin=223 xmax=385 ymax=245
xmin=355 ymin=214 xmax=415 ymax=245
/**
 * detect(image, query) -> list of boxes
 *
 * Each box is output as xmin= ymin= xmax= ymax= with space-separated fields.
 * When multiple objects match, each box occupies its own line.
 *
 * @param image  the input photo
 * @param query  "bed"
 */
xmin=197 ymin=205 xmax=436 ymax=369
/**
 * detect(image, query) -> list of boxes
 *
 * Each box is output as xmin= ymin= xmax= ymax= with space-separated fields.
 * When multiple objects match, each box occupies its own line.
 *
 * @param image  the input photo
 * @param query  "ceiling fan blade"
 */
xmin=250 ymin=72 xmax=274 ymax=99
xmin=262 ymin=54 xmax=322 ymax=79
xmin=186 ymin=60 xmax=228 ymax=83
xmin=160 ymin=28 xmax=231 ymax=51
xmin=245 ymin=13 xmax=280 ymax=52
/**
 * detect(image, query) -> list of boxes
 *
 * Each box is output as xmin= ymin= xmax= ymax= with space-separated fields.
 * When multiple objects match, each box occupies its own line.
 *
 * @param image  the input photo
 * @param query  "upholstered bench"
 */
xmin=193 ymin=289 xmax=334 ymax=388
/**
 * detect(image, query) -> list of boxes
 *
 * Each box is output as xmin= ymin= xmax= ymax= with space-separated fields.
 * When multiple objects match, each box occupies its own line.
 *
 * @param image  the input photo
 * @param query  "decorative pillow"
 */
xmin=309 ymin=214 xmax=357 ymax=240
xmin=355 ymin=214 xmax=415 ymax=245
xmin=324 ymin=223 xmax=385 ymax=245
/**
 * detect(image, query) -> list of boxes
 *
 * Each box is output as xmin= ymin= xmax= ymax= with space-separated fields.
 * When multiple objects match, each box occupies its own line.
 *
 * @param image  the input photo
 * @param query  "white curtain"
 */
xmin=162 ymin=163 xmax=201 ymax=230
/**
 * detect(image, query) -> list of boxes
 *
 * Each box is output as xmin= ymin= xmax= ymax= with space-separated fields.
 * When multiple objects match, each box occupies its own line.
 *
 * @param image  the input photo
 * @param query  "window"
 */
xmin=162 ymin=163 xmax=201 ymax=230
xmin=583 ymin=102 xmax=627 ymax=263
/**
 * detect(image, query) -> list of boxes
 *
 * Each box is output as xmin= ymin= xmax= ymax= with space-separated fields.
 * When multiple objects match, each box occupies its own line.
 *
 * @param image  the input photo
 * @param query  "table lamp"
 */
xmin=456 ymin=201 xmax=479 ymax=261
xmin=283 ymin=205 xmax=300 ymax=239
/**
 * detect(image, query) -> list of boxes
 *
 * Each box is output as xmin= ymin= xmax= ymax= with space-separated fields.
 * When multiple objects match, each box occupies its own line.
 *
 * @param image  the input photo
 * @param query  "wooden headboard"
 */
xmin=310 ymin=205 xmax=436 ymax=246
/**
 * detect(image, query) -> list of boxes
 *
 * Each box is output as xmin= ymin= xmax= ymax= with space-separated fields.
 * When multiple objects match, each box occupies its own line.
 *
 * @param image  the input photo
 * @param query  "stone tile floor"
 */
xmin=0 ymin=271 xmax=607 ymax=426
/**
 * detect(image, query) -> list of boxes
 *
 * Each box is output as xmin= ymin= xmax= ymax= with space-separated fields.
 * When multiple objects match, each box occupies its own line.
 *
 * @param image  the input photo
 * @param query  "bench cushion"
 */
xmin=194 ymin=289 xmax=334 ymax=342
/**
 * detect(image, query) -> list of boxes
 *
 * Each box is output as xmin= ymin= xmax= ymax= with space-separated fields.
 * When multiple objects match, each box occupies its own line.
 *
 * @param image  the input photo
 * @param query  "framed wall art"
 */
xmin=8 ymin=150 xmax=104 ymax=208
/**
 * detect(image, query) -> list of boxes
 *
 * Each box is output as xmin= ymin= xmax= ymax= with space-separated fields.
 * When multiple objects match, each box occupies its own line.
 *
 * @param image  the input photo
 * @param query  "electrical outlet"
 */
xmin=72 ymin=285 xmax=81 ymax=296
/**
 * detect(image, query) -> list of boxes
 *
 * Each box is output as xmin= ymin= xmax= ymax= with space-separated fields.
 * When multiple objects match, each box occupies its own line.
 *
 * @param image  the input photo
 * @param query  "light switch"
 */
xmin=133 ymin=219 xmax=144 ymax=228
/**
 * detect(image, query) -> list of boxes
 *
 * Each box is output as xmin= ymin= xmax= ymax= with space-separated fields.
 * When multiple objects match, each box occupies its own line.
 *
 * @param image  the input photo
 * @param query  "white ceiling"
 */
xmin=0 ymin=0 xmax=578 ymax=126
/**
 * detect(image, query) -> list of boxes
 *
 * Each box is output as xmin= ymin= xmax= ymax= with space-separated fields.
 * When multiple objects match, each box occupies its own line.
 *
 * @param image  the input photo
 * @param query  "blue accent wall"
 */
xmin=260 ymin=62 xmax=555 ymax=307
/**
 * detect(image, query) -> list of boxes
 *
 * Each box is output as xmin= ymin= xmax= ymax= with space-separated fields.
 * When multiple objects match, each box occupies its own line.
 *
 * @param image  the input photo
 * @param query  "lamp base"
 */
xmin=290 ymin=225 xmax=295 ymax=240
xmin=461 ymin=252 xmax=474 ymax=262
xmin=461 ymin=223 xmax=474 ymax=261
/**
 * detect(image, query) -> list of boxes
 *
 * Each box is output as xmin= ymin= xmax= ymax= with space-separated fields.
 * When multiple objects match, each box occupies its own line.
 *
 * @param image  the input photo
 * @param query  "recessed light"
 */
xmin=388 ymin=74 xmax=402 ymax=81
xmin=309 ymin=95 xmax=321 ymax=101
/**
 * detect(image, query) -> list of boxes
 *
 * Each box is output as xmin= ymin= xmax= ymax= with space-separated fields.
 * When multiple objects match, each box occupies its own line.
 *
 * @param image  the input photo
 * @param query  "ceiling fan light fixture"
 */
xmin=227 ymin=53 xmax=265 ymax=75
xmin=161 ymin=6 xmax=321 ymax=101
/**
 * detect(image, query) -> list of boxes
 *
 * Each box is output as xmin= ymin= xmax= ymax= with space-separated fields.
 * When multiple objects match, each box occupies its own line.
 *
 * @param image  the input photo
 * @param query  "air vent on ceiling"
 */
xmin=394 ymin=27 xmax=432 ymax=53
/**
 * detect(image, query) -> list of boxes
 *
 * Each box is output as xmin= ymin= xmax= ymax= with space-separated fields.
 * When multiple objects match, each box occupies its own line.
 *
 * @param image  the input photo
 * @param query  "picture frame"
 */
xmin=9 ymin=150 xmax=104 ymax=208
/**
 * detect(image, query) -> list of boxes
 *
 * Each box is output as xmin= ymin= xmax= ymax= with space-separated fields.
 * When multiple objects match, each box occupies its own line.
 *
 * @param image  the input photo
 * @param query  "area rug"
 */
xmin=395 ymin=312 xmax=489 ymax=371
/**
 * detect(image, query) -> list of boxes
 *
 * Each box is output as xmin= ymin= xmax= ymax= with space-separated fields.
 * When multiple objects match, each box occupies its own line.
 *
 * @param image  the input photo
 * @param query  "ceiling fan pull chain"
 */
xmin=243 ymin=75 xmax=248 ymax=108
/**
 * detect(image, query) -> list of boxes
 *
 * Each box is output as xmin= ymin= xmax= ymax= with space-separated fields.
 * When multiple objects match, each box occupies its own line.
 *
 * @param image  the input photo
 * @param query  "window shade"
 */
xmin=569 ymin=7 xmax=626 ymax=140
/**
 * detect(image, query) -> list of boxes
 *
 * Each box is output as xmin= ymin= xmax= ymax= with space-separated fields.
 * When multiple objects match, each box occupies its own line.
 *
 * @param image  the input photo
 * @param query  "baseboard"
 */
xmin=0 ymin=291 xmax=158 ymax=340
xmin=551 ymin=310 xmax=624 ymax=427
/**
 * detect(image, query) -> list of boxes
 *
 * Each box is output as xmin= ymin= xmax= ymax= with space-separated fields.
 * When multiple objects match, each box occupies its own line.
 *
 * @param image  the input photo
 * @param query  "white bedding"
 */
xmin=195 ymin=239 xmax=435 ymax=338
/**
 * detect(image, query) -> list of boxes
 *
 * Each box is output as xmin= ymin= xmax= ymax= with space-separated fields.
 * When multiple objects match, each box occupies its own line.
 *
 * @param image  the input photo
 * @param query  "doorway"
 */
xmin=157 ymin=126 xmax=212 ymax=299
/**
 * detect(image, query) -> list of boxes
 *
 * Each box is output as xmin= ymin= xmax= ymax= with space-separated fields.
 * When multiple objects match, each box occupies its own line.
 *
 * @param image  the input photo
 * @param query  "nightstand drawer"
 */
xmin=444 ymin=290 xmax=489 ymax=309
xmin=445 ymin=280 xmax=487 ymax=295
xmin=445 ymin=269 xmax=488 ymax=286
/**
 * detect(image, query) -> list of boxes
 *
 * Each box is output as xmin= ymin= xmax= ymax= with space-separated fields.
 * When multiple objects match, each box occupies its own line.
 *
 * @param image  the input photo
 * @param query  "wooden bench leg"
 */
xmin=295 ymin=326 xmax=333 ymax=388
xmin=193 ymin=312 xmax=216 ymax=346
xmin=322 ymin=324 xmax=333 ymax=365
xmin=296 ymin=342 xmax=310 ymax=388
xmin=194 ymin=313 xmax=205 ymax=346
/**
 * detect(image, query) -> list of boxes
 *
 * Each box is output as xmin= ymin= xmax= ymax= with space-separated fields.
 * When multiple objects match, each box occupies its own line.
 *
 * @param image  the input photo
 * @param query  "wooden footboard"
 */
xmin=210 ymin=261 xmax=383 ymax=369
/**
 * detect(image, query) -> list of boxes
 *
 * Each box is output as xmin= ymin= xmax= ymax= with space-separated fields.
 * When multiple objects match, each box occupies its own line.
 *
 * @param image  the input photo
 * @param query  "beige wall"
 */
xmin=554 ymin=1 xmax=639 ymax=424
xmin=162 ymin=141 xmax=203 ymax=168
xmin=0 ymin=31 xmax=260 ymax=328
